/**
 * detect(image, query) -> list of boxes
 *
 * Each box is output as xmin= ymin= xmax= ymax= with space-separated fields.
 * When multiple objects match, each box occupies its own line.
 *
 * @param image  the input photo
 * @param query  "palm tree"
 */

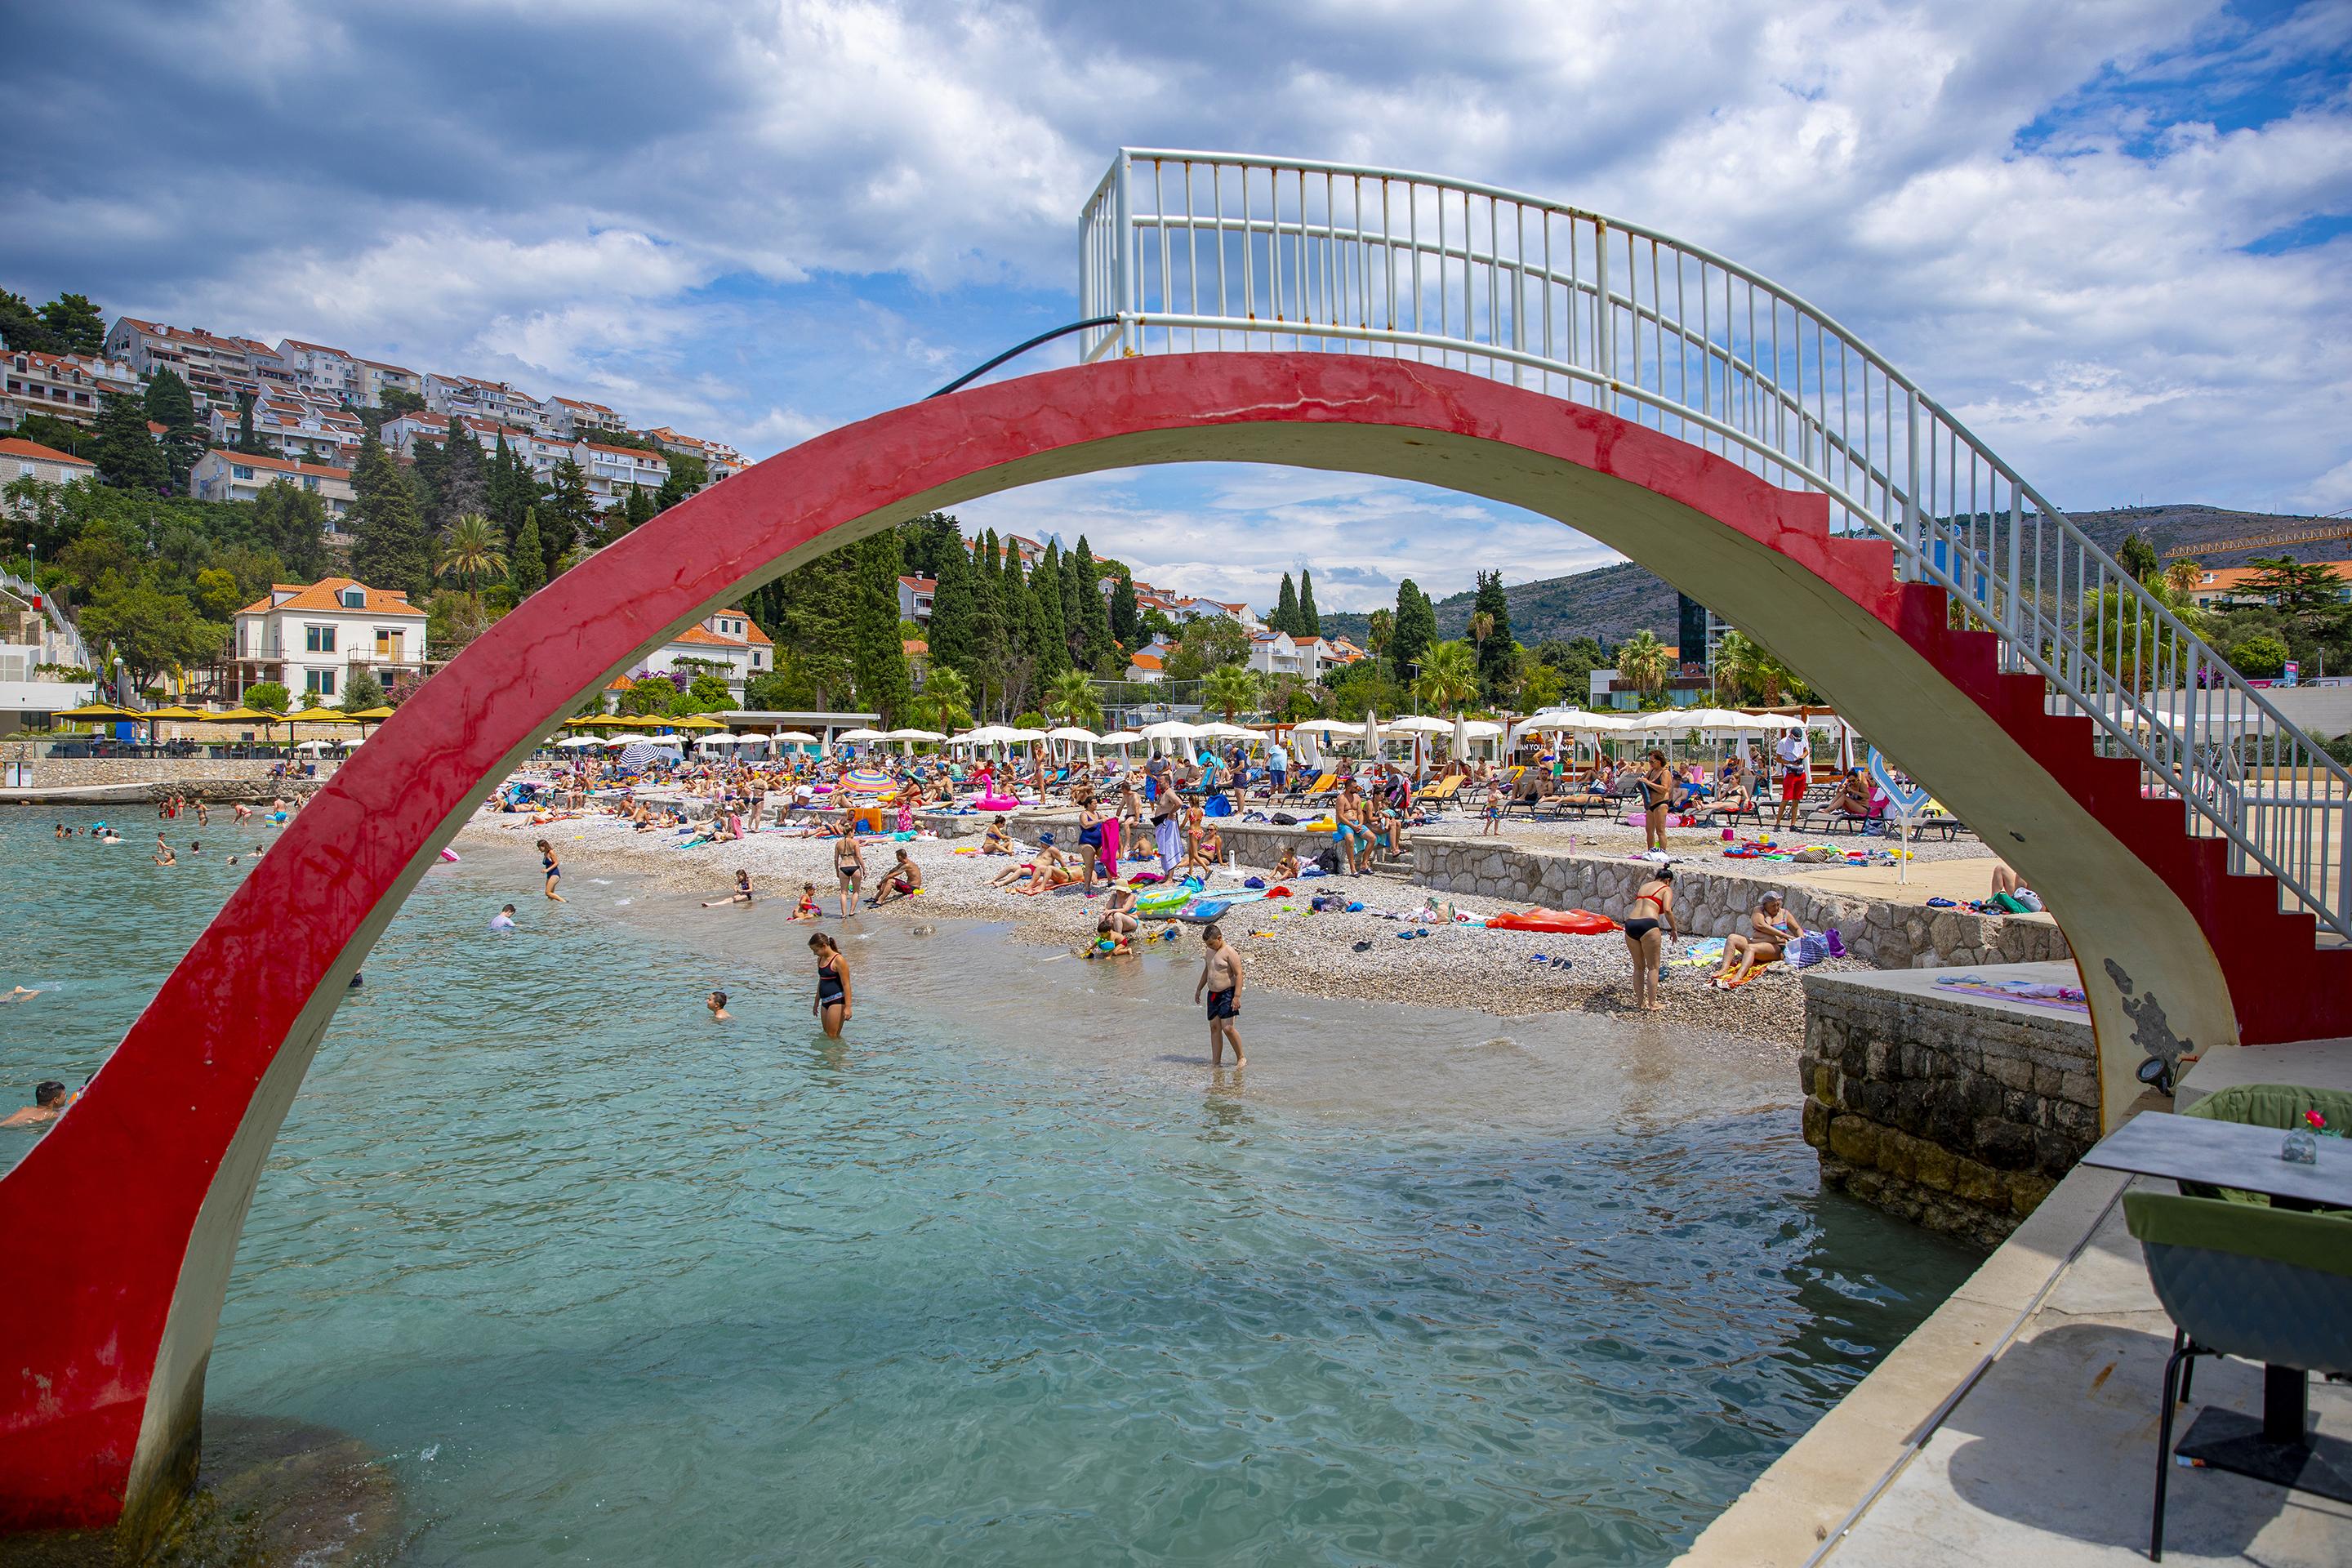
xmin=911 ymin=665 xmax=973 ymax=732
xmin=436 ymin=512 xmax=507 ymax=593
xmin=2163 ymin=559 xmax=2203 ymax=599
xmin=1045 ymin=667 xmax=1103 ymax=729
xmin=1616 ymin=629 xmax=1670 ymax=696
xmin=1713 ymin=629 xmax=1766 ymax=703
xmin=1367 ymin=608 xmax=1393 ymax=662
xmin=1412 ymin=639 xmax=1479 ymax=713
xmin=1468 ymin=610 xmax=1494 ymax=657
xmin=1203 ymin=662 xmax=1263 ymax=722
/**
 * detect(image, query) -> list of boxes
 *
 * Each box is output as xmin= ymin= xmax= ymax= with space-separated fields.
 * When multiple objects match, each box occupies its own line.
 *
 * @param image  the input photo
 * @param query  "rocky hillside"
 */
xmin=1321 ymin=504 xmax=2344 ymax=649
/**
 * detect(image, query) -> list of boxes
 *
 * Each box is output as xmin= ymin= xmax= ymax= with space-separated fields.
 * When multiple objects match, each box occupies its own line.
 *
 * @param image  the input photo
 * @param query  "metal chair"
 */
xmin=2123 ymin=1190 xmax=2352 ymax=1560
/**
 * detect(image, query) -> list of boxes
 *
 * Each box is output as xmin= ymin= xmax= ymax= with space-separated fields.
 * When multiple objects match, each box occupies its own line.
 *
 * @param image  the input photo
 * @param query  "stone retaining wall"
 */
xmin=0 ymin=757 xmax=335 ymax=804
xmin=1015 ymin=811 xmax=1341 ymax=868
xmin=1798 ymin=970 xmax=2100 ymax=1247
xmin=1413 ymin=837 xmax=2069 ymax=970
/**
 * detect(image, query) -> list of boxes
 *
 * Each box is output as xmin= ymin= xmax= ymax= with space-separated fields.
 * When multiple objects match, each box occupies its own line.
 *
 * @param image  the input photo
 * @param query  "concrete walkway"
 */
xmin=1679 ymin=1038 xmax=2352 ymax=1567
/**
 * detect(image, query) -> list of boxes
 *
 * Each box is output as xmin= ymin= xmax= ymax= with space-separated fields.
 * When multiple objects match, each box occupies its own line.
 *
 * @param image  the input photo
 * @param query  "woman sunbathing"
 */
xmin=1696 ymin=759 xmax=1754 ymax=816
xmin=982 ymin=815 xmax=1015 ymax=854
xmin=1013 ymin=846 xmax=1077 ymax=895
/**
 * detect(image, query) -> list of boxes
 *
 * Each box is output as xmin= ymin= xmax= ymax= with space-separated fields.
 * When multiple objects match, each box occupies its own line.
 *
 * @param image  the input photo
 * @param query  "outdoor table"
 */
xmin=2083 ymin=1111 xmax=2352 ymax=1500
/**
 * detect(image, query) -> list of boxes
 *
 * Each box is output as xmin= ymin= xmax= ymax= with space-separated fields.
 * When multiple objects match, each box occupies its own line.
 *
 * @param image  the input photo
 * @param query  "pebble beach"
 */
xmin=460 ymin=804 xmax=1864 ymax=1045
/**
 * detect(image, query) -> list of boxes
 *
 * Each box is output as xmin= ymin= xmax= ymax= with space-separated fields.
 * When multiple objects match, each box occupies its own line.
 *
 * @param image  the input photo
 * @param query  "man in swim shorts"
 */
xmin=1192 ymin=922 xmax=1247 ymax=1067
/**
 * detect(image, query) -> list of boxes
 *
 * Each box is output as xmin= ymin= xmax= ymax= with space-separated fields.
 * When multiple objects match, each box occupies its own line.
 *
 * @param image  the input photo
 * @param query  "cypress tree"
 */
xmin=93 ymin=388 xmax=168 ymax=492
xmin=1297 ymin=568 xmax=1321 ymax=638
xmin=1066 ymin=537 xmax=1097 ymax=665
xmin=926 ymin=520 xmax=978 ymax=678
xmin=851 ymin=531 xmax=913 ymax=725
xmin=1109 ymin=571 xmax=1139 ymax=652
xmin=973 ymin=531 xmax=1009 ymax=714
xmin=507 ymin=509 xmax=547 ymax=599
xmin=1273 ymin=572 xmax=1298 ymax=636
xmin=143 ymin=368 xmax=204 ymax=489
xmin=1471 ymin=568 xmax=1512 ymax=693
xmin=1391 ymin=578 xmax=1437 ymax=681
xmin=1031 ymin=542 xmax=1069 ymax=675
xmin=621 ymin=483 xmax=657 ymax=532
xmin=348 ymin=434 xmax=434 ymax=596
xmin=486 ymin=434 xmax=532 ymax=543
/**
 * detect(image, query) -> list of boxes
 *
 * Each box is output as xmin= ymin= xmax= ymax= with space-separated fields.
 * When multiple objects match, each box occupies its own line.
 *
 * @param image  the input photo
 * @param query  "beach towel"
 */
xmin=1098 ymin=815 xmax=1121 ymax=875
xmin=1934 ymin=976 xmax=2089 ymax=1013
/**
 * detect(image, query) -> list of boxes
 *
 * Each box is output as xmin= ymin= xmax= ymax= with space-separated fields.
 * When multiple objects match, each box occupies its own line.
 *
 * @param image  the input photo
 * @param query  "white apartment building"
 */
xmin=639 ymin=610 xmax=773 ymax=699
xmin=104 ymin=318 xmax=278 ymax=412
xmin=538 ymin=394 xmax=623 ymax=439
xmin=578 ymin=439 xmax=667 ymax=501
xmin=209 ymin=398 xmax=365 ymax=466
xmin=425 ymin=372 xmax=541 ymax=428
xmin=1247 ymin=630 xmax=1313 ymax=679
xmin=274 ymin=339 xmax=363 ymax=402
xmin=2 ymin=437 xmax=99 ymax=506
xmin=379 ymin=411 xmax=516 ymax=461
xmin=642 ymin=426 xmax=745 ymax=481
xmin=191 ymin=450 xmax=356 ymax=517
xmin=359 ymin=359 xmax=421 ymax=408
xmin=896 ymin=575 xmax=936 ymax=623
xmin=1 ymin=350 xmax=140 ymax=431
xmin=229 ymin=577 xmax=428 ymax=701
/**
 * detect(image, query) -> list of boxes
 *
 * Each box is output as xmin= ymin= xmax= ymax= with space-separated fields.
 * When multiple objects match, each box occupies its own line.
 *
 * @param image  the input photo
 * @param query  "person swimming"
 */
xmin=706 ymin=990 xmax=732 ymax=1023
xmin=2 ymin=1080 xmax=68 ymax=1128
xmin=489 ymin=904 xmax=518 ymax=933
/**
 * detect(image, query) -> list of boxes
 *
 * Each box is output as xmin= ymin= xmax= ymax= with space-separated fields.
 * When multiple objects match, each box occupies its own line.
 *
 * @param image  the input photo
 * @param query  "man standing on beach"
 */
xmin=1267 ymin=736 xmax=1288 ymax=800
xmin=1192 ymin=923 xmax=1246 ymax=1067
xmin=1771 ymin=725 xmax=1810 ymax=833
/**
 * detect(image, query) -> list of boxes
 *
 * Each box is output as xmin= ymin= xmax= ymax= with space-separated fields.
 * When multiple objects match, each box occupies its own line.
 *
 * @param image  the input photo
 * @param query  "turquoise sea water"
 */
xmin=0 ymin=813 xmax=1976 ymax=1565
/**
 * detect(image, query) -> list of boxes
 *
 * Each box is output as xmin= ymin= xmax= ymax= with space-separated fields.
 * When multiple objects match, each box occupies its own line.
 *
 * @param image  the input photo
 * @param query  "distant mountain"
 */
xmin=1320 ymin=504 xmax=2345 ymax=652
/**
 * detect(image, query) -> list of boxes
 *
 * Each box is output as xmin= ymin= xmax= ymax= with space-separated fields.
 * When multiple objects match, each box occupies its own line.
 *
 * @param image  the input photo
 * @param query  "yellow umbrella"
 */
xmin=566 ymin=714 xmax=631 ymax=728
xmin=143 ymin=705 xmax=211 ymax=721
xmin=349 ymin=706 xmax=396 ymax=721
xmin=286 ymin=706 xmax=363 ymax=724
xmin=201 ymin=707 xmax=276 ymax=723
xmin=55 ymin=701 xmax=139 ymax=719
xmin=666 ymin=714 xmax=728 ymax=731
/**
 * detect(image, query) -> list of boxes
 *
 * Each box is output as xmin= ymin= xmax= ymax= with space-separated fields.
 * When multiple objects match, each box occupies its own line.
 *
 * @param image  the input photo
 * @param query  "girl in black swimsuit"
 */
xmin=1622 ymin=867 xmax=1678 ymax=1012
xmin=536 ymin=839 xmax=567 ymax=902
xmin=808 ymin=931 xmax=851 ymax=1038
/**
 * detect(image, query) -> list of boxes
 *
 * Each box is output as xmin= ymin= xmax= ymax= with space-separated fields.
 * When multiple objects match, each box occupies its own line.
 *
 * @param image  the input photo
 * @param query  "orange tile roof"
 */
xmin=1129 ymin=651 xmax=1163 ymax=670
xmin=203 ymin=448 xmax=350 ymax=482
xmin=670 ymin=614 xmax=774 ymax=649
xmin=0 ymin=437 xmax=95 ymax=467
xmin=236 ymin=577 xmax=423 ymax=618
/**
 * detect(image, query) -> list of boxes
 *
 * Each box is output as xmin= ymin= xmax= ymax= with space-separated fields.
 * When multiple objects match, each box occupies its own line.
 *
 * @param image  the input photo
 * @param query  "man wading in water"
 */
xmin=1193 ymin=923 xmax=1247 ymax=1067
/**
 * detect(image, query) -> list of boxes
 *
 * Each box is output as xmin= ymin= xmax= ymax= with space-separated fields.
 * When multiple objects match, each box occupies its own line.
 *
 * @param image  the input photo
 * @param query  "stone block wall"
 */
xmin=1798 ymin=972 xmax=2100 ymax=1247
xmin=0 ymin=755 xmax=333 ymax=802
xmin=1016 ymin=811 xmax=1341 ymax=869
xmin=1412 ymin=837 xmax=2069 ymax=969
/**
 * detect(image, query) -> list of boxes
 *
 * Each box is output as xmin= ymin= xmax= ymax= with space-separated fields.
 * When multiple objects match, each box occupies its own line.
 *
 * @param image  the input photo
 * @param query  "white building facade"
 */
xmin=229 ymin=577 xmax=429 ymax=701
xmin=193 ymin=450 xmax=356 ymax=516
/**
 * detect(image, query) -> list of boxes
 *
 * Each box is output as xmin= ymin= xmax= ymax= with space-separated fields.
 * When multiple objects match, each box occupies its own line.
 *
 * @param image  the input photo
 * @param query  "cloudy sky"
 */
xmin=8 ymin=0 xmax=2348 ymax=610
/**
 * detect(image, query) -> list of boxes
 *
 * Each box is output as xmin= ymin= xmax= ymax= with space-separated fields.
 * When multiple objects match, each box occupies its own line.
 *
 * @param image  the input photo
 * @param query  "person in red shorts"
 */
xmin=1771 ymin=725 xmax=1811 ymax=832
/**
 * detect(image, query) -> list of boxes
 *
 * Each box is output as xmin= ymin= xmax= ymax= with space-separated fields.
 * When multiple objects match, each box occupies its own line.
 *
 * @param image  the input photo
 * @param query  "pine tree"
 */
xmin=253 ymin=479 xmax=331 ymax=581
xmin=143 ymin=368 xmax=204 ymax=490
xmin=772 ymin=550 xmax=858 ymax=707
xmin=851 ymin=531 xmax=913 ymax=725
xmin=37 ymin=293 xmax=107 ymax=356
xmin=1297 ymin=568 xmax=1321 ymax=638
xmin=429 ymin=417 xmax=488 ymax=530
xmin=539 ymin=458 xmax=596 ymax=577
xmin=621 ymin=483 xmax=657 ymax=532
xmin=507 ymin=508 xmax=546 ymax=600
xmin=93 ymin=389 xmax=167 ymax=492
xmin=486 ymin=434 xmax=534 ymax=543
xmin=1391 ymin=578 xmax=1437 ymax=681
xmin=1274 ymin=572 xmax=1299 ymax=636
xmin=347 ymin=435 xmax=434 ymax=596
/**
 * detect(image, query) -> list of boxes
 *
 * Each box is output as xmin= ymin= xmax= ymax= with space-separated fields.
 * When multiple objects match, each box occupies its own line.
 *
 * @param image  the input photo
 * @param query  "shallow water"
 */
xmin=0 ymin=812 xmax=1977 ymax=1565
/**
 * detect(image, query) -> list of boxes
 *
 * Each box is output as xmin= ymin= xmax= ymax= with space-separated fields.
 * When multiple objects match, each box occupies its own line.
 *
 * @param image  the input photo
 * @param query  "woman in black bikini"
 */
xmin=832 ymin=831 xmax=865 ymax=918
xmin=1076 ymin=787 xmax=1107 ymax=893
xmin=537 ymin=839 xmax=567 ymax=902
xmin=1638 ymin=751 xmax=1673 ymax=853
xmin=809 ymin=931 xmax=851 ymax=1037
xmin=1622 ymin=866 xmax=1678 ymax=1012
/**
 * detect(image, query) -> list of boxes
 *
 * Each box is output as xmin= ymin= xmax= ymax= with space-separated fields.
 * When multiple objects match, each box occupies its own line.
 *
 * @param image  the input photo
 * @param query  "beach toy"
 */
xmin=439 ymin=848 xmax=461 ymax=862
xmin=1485 ymin=908 xmax=1617 ymax=935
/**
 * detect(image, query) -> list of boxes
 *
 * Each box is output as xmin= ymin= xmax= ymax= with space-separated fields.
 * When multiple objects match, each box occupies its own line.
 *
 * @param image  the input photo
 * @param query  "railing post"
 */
xmin=1903 ymin=389 xmax=1922 ymax=582
xmin=1112 ymin=152 xmax=1136 ymax=353
xmin=1593 ymin=220 xmax=1612 ymax=394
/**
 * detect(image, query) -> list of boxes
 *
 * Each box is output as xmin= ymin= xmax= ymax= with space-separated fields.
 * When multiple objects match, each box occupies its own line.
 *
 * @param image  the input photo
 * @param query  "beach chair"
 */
xmin=1295 ymin=772 xmax=1339 ymax=804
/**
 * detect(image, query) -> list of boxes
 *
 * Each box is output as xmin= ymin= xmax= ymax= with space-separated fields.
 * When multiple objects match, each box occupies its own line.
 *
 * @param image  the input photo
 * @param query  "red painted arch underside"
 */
xmin=2 ymin=351 xmax=2341 ymax=1531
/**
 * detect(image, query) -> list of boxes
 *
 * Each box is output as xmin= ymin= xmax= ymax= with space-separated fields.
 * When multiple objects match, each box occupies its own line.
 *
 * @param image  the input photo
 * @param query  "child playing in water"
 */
xmin=793 ymin=882 xmax=822 ymax=920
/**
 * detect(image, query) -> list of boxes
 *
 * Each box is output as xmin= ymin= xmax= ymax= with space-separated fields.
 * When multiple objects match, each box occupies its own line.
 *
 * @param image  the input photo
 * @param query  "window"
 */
xmin=231 ymin=465 xmax=254 ymax=480
xmin=341 ymin=588 xmax=365 ymax=608
xmin=305 ymin=668 xmax=336 ymax=696
xmin=16 ymin=463 xmax=30 ymax=479
xmin=305 ymin=624 xmax=336 ymax=653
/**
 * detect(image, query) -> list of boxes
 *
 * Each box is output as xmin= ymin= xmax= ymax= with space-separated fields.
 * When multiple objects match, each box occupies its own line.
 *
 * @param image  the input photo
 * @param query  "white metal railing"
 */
xmin=1080 ymin=149 xmax=2352 ymax=940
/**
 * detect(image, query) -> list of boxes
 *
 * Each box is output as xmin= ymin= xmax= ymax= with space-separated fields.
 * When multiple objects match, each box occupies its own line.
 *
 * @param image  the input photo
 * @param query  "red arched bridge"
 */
xmin=5 ymin=150 xmax=2347 ymax=1541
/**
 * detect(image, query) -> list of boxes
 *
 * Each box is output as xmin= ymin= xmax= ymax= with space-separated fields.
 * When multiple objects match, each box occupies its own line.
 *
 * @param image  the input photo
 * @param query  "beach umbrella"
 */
xmin=555 ymin=734 xmax=604 ymax=749
xmin=835 ymin=728 xmax=889 ymax=742
xmin=666 ymin=714 xmax=728 ymax=732
xmin=1045 ymin=726 xmax=1101 ymax=743
xmin=285 ymin=706 xmax=361 ymax=724
xmin=348 ymin=705 xmax=396 ymax=722
xmin=840 ymin=766 xmax=895 ymax=794
xmin=143 ymin=705 xmax=209 ymax=721
xmin=885 ymin=727 xmax=945 ymax=742
xmin=1383 ymin=715 xmax=1453 ymax=734
xmin=567 ymin=713 xmax=630 ymax=728
xmin=1097 ymin=730 xmax=1142 ymax=747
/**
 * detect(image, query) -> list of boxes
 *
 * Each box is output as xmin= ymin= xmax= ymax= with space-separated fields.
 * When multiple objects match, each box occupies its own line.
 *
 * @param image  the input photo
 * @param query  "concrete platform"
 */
xmin=1678 ymin=1038 xmax=2352 ymax=1566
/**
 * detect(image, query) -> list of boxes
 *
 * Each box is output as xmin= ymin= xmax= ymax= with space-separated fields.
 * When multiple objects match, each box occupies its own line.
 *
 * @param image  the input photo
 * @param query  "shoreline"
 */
xmin=457 ymin=801 xmax=1861 ymax=1046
